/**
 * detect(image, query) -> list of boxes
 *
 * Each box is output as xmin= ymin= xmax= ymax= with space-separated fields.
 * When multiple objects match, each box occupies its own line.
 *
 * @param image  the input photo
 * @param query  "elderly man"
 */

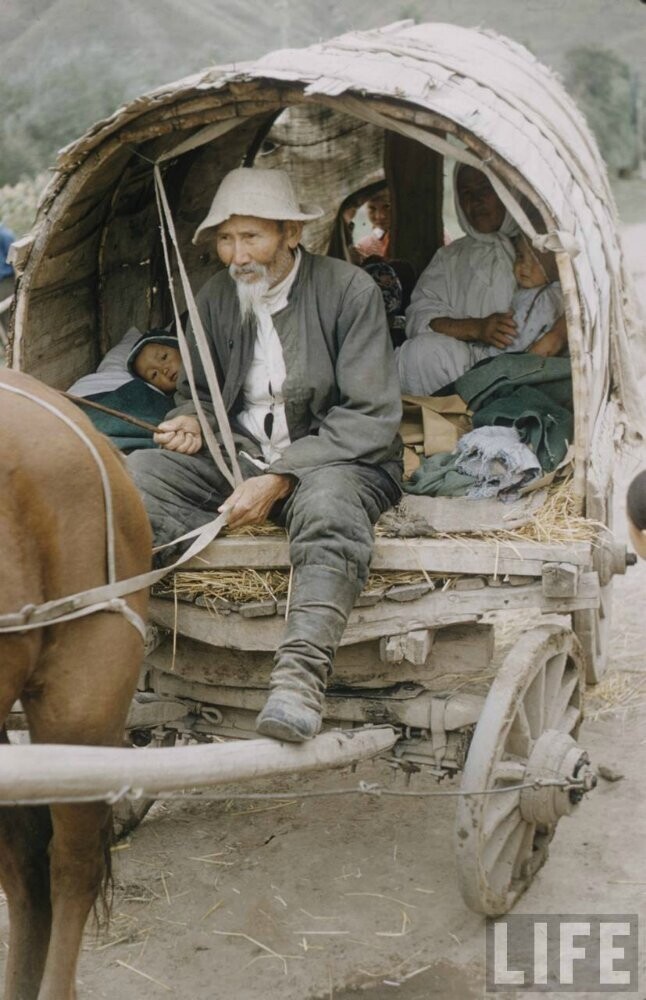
xmin=128 ymin=167 xmax=402 ymax=742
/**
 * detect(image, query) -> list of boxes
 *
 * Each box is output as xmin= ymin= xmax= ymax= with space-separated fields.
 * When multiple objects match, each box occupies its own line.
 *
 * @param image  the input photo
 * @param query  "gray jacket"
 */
xmin=170 ymin=249 xmax=403 ymax=482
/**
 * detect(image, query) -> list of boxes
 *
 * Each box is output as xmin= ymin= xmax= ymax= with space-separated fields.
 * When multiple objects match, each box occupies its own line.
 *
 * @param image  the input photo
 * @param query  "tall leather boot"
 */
xmin=256 ymin=564 xmax=360 ymax=742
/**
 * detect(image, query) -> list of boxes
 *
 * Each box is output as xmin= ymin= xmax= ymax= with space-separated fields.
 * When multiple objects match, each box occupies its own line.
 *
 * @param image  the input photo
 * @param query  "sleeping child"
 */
xmin=68 ymin=328 xmax=182 ymax=451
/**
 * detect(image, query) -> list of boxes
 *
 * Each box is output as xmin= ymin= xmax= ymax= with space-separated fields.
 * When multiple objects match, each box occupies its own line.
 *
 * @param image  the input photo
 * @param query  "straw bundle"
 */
xmin=154 ymin=567 xmax=450 ymax=605
xmin=156 ymin=568 xmax=290 ymax=604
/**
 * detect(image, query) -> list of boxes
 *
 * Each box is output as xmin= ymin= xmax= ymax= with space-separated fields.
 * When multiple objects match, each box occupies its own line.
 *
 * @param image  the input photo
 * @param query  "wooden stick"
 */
xmin=61 ymin=391 xmax=160 ymax=433
xmin=0 ymin=728 xmax=398 ymax=802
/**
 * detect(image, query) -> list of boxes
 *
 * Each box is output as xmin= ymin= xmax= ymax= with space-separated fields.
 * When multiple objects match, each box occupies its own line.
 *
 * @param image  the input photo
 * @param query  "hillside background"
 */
xmin=2 ymin=0 xmax=646 ymax=181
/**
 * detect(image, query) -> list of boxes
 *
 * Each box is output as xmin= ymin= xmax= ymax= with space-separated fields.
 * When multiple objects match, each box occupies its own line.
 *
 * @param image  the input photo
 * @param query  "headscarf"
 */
xmin=453 ymin=163 xmax=519 ymax=287
xmin=126 ymin=330 xmax=180 ymax=378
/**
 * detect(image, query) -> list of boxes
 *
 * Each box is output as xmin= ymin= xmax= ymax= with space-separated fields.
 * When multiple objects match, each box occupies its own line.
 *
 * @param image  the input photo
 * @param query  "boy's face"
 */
xmin=513 ymin=237 xmax=549 ymax=288
xmin=134 ymin=343 xmax=181 ymax=393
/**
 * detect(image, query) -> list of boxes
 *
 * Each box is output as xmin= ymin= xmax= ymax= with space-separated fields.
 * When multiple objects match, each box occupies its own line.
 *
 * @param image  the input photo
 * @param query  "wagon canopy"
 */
xmin=11 ymin=20 xmax=643 ymax=510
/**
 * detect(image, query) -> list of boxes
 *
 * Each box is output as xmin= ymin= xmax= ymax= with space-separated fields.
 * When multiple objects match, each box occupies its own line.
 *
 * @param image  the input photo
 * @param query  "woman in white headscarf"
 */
xmin=397 ymin=164 xmax=520 ymax=395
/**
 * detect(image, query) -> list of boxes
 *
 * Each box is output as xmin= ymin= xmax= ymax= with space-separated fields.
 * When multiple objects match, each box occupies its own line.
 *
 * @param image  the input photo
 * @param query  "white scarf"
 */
xmin=453 ymin=163 xmax=518 ymax=287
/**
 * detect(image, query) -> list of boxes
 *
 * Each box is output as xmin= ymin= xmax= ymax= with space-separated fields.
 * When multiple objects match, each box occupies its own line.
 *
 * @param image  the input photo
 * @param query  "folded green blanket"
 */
xmin=454 ymin=354 xmax=573 ymax=412
xmin=454 ymin=355 xmax=573 ymax=472
xmin=403 ymin=450 xmax=475 ymax=497
xmin=78 ymin=379 xmax=174 ymax=451
xmin=472 ymin=386 xmax=573 ymax=471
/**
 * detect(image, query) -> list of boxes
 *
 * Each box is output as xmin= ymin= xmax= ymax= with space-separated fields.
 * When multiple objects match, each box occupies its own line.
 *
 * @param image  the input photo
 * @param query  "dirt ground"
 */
xmin=2 ymin=200 xmax=646 ymax=1000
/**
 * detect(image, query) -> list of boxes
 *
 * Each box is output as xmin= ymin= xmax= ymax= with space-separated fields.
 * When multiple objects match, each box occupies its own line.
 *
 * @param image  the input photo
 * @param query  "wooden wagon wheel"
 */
xmin=455 ymin=624 xmax=595 ymax=916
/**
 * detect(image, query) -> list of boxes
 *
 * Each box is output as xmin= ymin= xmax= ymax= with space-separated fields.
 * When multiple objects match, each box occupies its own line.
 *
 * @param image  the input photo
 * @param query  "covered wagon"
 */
xmin=7 ymin=21 xmax=644 ymax=915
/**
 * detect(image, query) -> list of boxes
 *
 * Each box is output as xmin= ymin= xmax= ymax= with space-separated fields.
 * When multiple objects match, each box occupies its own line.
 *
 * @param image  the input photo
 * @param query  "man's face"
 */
xmin=513 ymin=236 xmax=549 ymax=288
xmin=457 ymin=167 xmax=506 ymax=234
xmin=134 ymin=343 xmax=181 ymax=394
xmin=365 ymin=190 xmax=391 ymax=234
xmin=215 ymin=215 xmax=301 ymax=288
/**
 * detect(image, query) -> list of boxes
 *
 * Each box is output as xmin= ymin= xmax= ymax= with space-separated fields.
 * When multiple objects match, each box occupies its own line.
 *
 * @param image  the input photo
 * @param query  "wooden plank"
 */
xmin=398 ymin=491 xmax=548 ymax=533
xmin=0 ymin=728 xmax=399 ymax=803
xmin=45 ymin=198 xmax=109 ymax=256
xmin=28 ymin=228 xmax=102 ymax=292
xmin=542 ymin=563 xmax=579 ymax=598
xmin=148 ymin=573 xmax=599 ymax=651
xmin=385 ymin=128 xmax=443 ymax=278
xmin=20 ymin=291 xmax=98 ymax=388
xmin=148 ymin=669 xmax=435 ymax=728
xmin=183 ymin=535 xmax=594 ymax=576
xmin=144 ymin=622 xmax=495 ymax=692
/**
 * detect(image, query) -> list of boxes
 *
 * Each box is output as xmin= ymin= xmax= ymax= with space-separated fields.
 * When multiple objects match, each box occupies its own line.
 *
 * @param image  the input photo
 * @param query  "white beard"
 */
xmin=230 ymin=263 xmax=270 ymax=322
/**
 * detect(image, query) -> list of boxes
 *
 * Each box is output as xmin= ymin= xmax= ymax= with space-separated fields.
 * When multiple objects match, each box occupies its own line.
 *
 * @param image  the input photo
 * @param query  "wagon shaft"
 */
xmin=0 ymin=728 xmax=398 ymax=804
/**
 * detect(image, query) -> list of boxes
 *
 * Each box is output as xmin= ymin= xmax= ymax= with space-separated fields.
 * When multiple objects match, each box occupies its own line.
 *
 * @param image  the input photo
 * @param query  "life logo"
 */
xmin=486 ymin=914 xmax=639 ymax=992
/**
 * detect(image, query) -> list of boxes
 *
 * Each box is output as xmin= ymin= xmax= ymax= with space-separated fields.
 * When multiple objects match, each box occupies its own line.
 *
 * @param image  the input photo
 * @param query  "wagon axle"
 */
xmin=519 ymin=730 xmax=596 ymax=825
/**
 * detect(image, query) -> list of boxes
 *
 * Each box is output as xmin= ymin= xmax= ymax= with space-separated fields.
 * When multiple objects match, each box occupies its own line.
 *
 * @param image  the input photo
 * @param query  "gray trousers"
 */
xmin=127 ymin=448 xmax=401 ymax=588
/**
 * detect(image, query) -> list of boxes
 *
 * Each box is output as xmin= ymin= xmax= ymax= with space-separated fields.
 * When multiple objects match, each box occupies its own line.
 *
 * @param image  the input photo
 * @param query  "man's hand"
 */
xmin=154 ymin=415 xmax=202 ymax=454
xmin=356 ymin=235 xmax=385 ymax=260
xmin=477 ymin=312 xmax=517 ymax=350
xmin=219 ymin=474 xmax=295 ymax=529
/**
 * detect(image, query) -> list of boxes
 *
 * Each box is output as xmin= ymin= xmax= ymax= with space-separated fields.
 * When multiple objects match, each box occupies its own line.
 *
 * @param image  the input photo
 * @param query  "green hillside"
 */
xmin=1 ymin=0 xmax=644 ymax=184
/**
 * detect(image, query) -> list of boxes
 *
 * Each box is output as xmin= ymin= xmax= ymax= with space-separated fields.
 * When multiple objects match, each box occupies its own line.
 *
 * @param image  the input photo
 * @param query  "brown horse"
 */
xmin=0 ymin=369 xmax=152 ymax=1000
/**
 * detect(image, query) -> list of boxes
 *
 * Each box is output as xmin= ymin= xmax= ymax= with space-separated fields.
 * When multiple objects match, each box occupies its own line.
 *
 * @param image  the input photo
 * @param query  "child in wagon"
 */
xmin=68 ymin=328 xmax=182 ymax=451
xmin=398 ymin=166 xmax=568 ymax=396
xmin=482 ymin=231 xmax=567 ymax=359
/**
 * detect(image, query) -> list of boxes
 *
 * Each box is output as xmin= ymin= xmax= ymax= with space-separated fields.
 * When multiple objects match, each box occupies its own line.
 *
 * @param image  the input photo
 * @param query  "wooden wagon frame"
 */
xmin=5 ymin=21 xmax=644 ymax=915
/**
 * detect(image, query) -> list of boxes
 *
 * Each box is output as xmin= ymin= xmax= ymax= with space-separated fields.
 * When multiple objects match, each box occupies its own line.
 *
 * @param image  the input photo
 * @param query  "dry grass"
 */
xmin=154 ymin=479 xmax=603 ymax=606
xmin=221 ymin=478 xmax=601 ymax=546
xmin=586 ymin=669 xmax=646 ymax=719
xmin=154 ymin=568 xmax=451 ymax=605
xmin=155 ymin=568 xmax=290 ymax=604
xmin=432 ymin=477 xmax=602 ymax=546
xmin=225 ymin=522 xmax=285 ymax=537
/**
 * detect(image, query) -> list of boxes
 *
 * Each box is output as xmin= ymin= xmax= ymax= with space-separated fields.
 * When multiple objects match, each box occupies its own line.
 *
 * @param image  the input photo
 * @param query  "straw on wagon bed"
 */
xmin=153 ymin=478 xmax=604 ymax=606
xmin=153 ymin=568 xmax=451 ymax=606
xmin=434 ymin=478 xmax=604 ymax=547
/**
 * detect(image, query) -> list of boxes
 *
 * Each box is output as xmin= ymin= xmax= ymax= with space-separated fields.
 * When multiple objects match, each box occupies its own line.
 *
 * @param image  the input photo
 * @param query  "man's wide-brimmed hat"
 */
xmin=193 ymin=167 xmax=323 ymax=243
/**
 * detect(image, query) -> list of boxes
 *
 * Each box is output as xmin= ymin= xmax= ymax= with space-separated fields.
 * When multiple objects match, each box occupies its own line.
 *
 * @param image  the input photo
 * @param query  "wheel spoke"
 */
xmin=543 ymin=652 xmax=568 ymax=727
xmin=523 ymin=664 xmax=546 ymax=739
xmin=557 ymin=704 xmax=581 ymax=734
xmin=483 ymin=790 xmax=521 ymax=843
xmin=506 ymin=703 xmax=533 ymax=758
xmin=511 ymin=822 xmax=540 ymax=884
xmin=551 ymin=669 xmax=580 ymax=729
xmin=493 ymin=759 xmax=527 ymax=784
xmin=482 ymin=812 xmax=528 ymax=894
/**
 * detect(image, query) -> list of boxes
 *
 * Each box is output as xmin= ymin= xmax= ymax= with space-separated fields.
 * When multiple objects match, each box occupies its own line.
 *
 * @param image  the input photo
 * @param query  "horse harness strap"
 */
xmin=0 ymin=383 xmax=227 ymax=640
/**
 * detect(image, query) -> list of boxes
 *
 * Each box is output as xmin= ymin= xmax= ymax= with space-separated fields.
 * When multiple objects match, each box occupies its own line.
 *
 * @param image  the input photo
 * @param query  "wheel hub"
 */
xmin=519 ymin=730 xmax=596 ymax=826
